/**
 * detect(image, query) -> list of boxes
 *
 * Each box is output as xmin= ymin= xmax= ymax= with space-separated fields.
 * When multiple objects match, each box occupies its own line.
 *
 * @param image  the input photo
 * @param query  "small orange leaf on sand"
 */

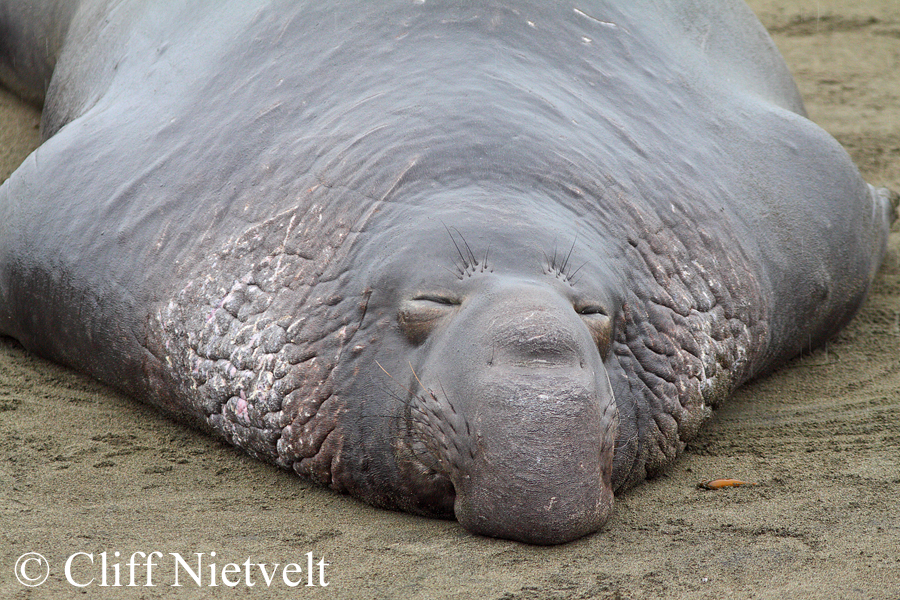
xmin=698 ymin=478 xmax=756 ymax=490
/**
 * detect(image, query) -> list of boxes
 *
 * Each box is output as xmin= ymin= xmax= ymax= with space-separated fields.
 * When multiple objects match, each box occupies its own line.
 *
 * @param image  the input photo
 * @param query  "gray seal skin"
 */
xmin=0 ymin=0 xmax=894 ymax=544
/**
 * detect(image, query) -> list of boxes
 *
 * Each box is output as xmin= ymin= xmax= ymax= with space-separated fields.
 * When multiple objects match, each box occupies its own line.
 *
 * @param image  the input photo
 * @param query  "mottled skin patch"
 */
xmin=148 ymin=204 xmax=364 ymax=484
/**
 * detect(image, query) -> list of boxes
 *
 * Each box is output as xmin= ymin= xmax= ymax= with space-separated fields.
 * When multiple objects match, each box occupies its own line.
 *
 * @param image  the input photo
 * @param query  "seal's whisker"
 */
xmin=407 ymin=361 xmax=426 ymax=391
xmin=375 ymin=360 xmax=418 ymax=398
xmin=443 ymin=223 xmax=471 ymax=270
xmin=560 ymin=233 xmax=578 ymax=275
xmin=568 ymin=260 xmax=588 ymax=280
xmin=457 ymin=229 xmax=477 ymax=267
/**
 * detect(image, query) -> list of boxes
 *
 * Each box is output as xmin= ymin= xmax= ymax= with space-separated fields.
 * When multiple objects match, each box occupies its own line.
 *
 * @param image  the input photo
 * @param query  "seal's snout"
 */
xmin=448 ymin=376 xmax=616 ymax=545
xmin=406 ymin=280 xmax=617 ymax=544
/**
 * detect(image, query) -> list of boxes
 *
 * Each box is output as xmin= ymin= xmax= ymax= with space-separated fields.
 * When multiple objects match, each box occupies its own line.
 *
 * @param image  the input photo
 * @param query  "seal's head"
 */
xmin=350 ymin=194 xmax=623 ymax=544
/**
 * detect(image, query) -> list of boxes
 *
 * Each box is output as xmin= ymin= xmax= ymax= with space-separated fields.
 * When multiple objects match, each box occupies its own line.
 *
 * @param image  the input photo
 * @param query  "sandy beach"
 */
xmin=1 ymin=1 xmax=898 ymax=598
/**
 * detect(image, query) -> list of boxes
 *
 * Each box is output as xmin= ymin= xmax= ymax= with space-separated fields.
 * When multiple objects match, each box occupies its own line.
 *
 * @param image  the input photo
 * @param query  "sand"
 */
xmin=1 ymin=1 xmax=898 ymax=598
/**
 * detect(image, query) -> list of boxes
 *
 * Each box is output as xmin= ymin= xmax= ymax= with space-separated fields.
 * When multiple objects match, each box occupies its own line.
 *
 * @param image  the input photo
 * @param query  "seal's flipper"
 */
xmin=0 ymin=102 xmax=149 ymax=395
xmin=869 ymin=186 xmax=899 ymax=279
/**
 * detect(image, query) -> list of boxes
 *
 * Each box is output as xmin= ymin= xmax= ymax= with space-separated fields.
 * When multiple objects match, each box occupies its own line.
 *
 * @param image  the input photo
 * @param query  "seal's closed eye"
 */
xmin=412 ymin=294 xmax=459 ymax=306
xmin=398 ymin=296 xmax=459 ymax=344
xmin=575 ymin=305 xmax=613 ymax=356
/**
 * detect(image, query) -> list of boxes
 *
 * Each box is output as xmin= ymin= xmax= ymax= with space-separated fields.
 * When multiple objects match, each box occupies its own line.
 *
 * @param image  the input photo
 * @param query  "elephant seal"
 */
xmin=0 ymin=0 xmax=894 ymax=544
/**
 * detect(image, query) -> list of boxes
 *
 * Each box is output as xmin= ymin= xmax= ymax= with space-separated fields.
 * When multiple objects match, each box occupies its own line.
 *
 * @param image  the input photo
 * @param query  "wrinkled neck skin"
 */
xmin=337 ymin=190 xmax=626 ymax=544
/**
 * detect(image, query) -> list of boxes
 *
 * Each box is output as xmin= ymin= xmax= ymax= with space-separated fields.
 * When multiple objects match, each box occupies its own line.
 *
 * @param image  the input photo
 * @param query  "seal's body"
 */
xmin=0 ymin=0 xmax=892 ymax=543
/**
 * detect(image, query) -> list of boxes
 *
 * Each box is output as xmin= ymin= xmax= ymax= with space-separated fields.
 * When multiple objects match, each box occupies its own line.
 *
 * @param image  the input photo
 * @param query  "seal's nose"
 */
xmin=488 ymin=299 xmax=586 ymax=368
xmin=450 ymin=375 xmax=615 ymax=544
xmin=407 ymin=279 xmax=617 ymax=544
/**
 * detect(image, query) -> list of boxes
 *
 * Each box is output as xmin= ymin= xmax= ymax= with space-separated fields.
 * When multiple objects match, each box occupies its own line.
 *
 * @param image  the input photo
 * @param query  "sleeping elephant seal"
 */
xmin=0 ymin=0 xmax=894 ymax=544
